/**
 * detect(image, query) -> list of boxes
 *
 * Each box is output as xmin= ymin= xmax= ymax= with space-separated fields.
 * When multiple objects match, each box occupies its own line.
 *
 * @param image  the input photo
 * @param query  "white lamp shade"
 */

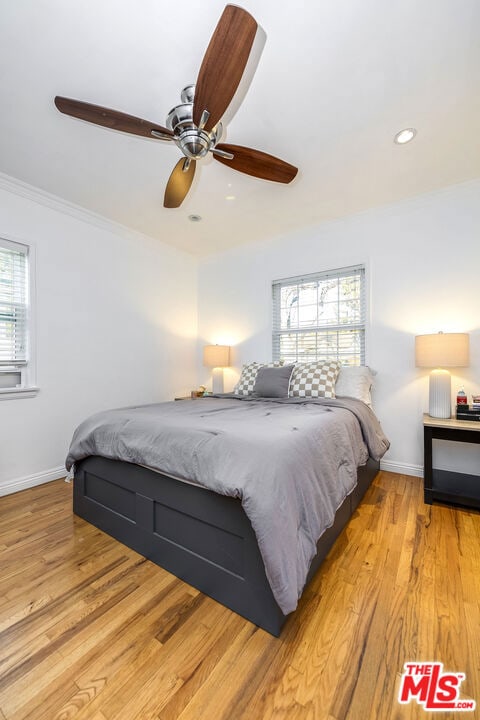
xmin=203 ymin=345 xmax=230 ymax=368
xmin=415 ymin=332 xmax=469 ymax=368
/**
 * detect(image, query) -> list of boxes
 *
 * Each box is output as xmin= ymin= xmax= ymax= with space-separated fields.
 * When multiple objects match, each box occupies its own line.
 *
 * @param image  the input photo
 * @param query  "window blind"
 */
xmin=0 ymin=239 xmax=28 ymax=366
xmin=272 ymin=265 xmax=365 ymax=365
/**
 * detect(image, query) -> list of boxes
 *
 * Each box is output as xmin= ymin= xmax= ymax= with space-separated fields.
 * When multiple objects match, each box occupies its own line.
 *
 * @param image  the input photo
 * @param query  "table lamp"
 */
xmin=415 ymin=332 xmax=469 ymax=418
xmin=203 ymin=344 xmax=231 ymax=394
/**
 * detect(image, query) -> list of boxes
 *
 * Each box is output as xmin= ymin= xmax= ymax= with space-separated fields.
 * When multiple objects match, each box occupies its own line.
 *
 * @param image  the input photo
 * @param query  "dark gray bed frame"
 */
xmin=73 ymin=456 xmax=379 ymax=636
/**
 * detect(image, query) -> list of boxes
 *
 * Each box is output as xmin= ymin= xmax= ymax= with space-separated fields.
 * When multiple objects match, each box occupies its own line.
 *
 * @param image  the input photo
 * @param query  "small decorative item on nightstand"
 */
xmin=456 ymin=406 xmax=480 ymax=421
xmin=456 ymin=394 xmax=480 ymax=420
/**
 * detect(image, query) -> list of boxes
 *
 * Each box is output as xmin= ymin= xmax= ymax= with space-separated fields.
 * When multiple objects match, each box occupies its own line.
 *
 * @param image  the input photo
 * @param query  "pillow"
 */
xmin=289 ymin=360 xmax=341 ymax=398
xmin=334 ymin=365 xmax=375 ymax=406
xmin=234 ymin=362 xmax=282 ymax=396
xmin=253 ymin=365 xmax=295 ymax=398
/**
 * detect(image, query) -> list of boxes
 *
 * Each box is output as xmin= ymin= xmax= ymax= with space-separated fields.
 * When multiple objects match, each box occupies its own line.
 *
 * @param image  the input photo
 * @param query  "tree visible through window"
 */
xmin=272 ymin=265 xmax=365 ymax=365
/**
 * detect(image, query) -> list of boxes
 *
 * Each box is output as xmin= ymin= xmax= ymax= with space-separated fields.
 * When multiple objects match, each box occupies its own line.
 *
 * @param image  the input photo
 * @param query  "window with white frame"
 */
xmin=272 ymin=265 xmax=366 ymax=365
xmin=0 ymin=237 xmax=35 ymax=395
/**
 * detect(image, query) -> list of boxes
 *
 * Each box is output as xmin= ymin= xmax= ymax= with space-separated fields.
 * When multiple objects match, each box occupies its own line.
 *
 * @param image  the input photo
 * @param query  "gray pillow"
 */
xmin=253 ymin=365 xmax=295 ymax=398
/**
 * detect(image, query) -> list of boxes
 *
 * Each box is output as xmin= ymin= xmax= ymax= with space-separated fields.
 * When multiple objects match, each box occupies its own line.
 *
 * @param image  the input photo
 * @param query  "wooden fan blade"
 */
xmin=54 ymin=97 xmax=174 ymax=140
xmin=213 ymin=144 xmax=298 ymax=184
xmin=164 ymin=159 xmax=196 ymax=208
xmin=193 ymin=5 xmax=257 ymax=132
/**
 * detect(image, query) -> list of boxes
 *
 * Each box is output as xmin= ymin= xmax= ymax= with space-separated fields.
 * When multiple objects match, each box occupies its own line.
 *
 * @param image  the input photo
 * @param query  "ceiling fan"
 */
xmin=54 ymin=4 xmax=298 ymax=209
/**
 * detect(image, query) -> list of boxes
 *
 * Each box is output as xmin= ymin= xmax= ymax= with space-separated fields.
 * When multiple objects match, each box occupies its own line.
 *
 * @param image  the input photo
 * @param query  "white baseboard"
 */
xmin=380 ymin=459 xmax=423 ymax=478
xmin=0 ymin=466 xmax=66 ymax=497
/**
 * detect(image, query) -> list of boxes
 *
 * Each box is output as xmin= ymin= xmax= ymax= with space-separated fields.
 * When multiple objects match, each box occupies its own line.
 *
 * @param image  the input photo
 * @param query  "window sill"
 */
xmin=0 ymin=386 xmax=39 ymax=400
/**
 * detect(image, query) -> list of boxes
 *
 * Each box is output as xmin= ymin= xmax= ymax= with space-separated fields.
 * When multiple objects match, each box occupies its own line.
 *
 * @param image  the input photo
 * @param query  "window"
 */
xmin=0 ymin=237 xmax=36 ymax=397
xmin=272 ymin=265 xmax=366 ymax=365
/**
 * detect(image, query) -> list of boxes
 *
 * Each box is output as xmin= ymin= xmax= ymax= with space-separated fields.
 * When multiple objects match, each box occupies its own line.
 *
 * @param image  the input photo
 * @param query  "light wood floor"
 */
xmin=0 ymin=472 xmax=479 ymax=720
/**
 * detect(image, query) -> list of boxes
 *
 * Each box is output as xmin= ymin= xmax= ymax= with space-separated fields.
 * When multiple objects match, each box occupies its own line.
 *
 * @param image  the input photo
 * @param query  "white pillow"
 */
xmin=335 ymin=366 xmax=375 ymax=406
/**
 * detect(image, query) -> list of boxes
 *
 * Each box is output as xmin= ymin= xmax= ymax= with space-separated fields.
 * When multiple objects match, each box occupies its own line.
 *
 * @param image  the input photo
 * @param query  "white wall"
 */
xmin=2 ymin=178 xmax=479 ymax=494
xmin=198 ymin=180 xmax=480 ymax=476
xmin=0 ymin=184 xmax=198 ymax=494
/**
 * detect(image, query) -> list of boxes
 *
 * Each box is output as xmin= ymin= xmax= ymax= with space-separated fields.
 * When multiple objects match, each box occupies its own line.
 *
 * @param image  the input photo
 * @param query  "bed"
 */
xmin=67 ymin=392 xmax=389 ymax=636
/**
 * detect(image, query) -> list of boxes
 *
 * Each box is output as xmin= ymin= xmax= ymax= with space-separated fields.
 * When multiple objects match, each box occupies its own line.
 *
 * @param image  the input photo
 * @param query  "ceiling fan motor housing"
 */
xmin=166 ymin=86 xmax=223 ymax=159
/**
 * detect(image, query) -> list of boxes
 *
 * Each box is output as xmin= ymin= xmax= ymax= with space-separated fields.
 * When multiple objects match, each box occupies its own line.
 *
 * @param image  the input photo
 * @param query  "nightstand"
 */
xmin=174 ymin=395 xmax=210 ymax=401
xmin=423 ymin=414 xmax=480 ymax=510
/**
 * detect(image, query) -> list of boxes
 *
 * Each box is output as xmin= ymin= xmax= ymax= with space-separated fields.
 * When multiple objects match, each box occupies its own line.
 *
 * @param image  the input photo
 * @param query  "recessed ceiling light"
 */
xmin=394 ymin=128 xmax=417 ymax=145
xmin=188 ymin=214 xmax=202 ymax=222
xmin=225 ymin=195 xmax=236 ymax=201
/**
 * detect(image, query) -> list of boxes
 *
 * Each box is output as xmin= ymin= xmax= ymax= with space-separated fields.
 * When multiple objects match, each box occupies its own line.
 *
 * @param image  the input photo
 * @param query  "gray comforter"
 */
xmin=66 ymin=395 xmax=389 ymax=614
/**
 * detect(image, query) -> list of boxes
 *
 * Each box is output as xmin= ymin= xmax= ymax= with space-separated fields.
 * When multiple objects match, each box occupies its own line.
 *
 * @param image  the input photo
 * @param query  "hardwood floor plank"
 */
xmin=81 ymin=597 xmax=232 ymax=720
xmin=108 ymin=615 xmax=211 ymax=719
xmin=0 ymin=474 xmax=479 ymax=720
xmin=172 ymin=624 xmax=270 ymax=720
xmin=158 ymin=612 xmax=248 ymax=720
xmin=6 ymin=577 xmax=183 ymax=719
xmin=197 ymin=588 xmax=323 ymax=720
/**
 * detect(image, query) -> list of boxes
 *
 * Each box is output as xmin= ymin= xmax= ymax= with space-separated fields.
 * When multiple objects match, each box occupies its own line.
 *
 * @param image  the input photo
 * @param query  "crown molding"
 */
xmin=0 ymin=171 xmax=174 ymax=251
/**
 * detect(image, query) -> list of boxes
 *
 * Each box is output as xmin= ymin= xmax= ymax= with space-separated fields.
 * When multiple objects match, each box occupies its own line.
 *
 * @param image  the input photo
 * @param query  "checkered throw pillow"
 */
xmin=289 ymin=360 xmax=341 ymax=398
xmin=234 ymin=362 xmax=282 ymax=396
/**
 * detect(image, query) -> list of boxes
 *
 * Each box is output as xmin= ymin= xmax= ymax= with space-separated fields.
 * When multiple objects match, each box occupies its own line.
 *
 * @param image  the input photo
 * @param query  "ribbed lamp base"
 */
xmin=428 ymin=369 xmax=451 ymax=419
xmin=212 ymin=367 xmax=224 ymax=394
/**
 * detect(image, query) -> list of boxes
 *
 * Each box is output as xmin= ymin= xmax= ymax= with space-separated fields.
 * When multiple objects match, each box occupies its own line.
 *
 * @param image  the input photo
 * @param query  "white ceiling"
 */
xmin=1 ymin=1 xmax=479 ymax=256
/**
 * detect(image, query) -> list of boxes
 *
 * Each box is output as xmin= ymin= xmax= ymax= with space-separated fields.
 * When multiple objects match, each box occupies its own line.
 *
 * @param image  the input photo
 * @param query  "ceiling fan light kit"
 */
xmin=54 ymin=4 xmax=298 ymax=209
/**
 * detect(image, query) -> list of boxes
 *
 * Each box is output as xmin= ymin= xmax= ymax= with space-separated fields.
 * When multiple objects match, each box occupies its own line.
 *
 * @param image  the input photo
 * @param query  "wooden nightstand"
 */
xmin=423 ymin=414 xmax=480 ymax=510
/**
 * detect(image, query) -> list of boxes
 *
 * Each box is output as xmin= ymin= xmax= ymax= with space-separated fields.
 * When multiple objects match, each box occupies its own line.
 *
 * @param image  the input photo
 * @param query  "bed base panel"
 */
xmin=74 ymin=456 xmax=379 ymax=636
